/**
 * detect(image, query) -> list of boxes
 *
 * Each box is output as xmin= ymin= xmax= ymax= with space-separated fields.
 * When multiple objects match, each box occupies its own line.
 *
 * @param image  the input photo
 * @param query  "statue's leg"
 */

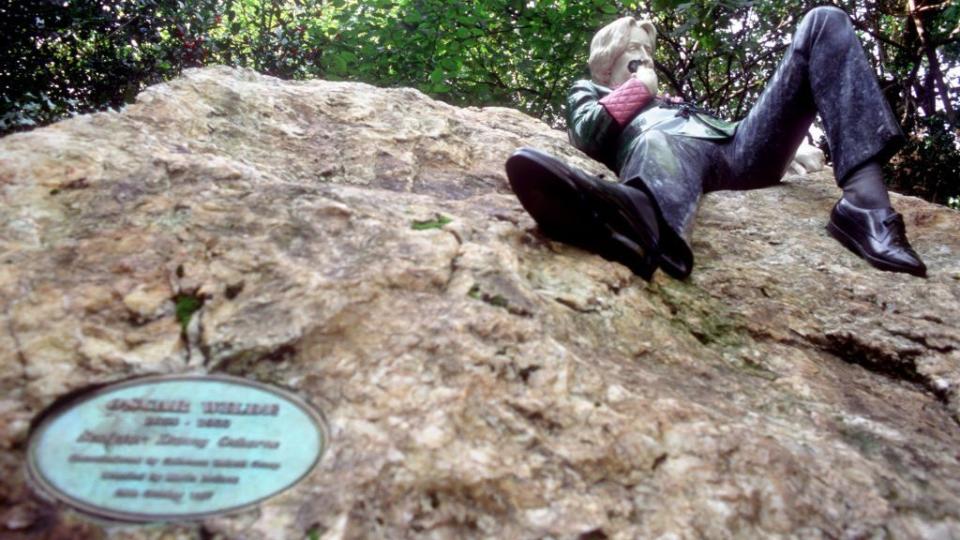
xmin=505 ymin=147 xmax=662 ymax=280
xmin=620 ymin=130 xmax=718 ymax=278
xmin=712 ymin=6 xmax=924 ymax=276
xmin=709 ymin=5 xmax=904 ymax=192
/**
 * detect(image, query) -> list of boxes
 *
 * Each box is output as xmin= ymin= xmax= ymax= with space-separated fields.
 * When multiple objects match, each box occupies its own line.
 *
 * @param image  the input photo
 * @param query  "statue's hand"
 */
xmin=631 ymin=66 xmax=659 ymax=98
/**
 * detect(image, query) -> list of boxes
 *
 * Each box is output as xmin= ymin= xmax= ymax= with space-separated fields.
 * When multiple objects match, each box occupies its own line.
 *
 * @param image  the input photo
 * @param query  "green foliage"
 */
xmin=467 ymin=283 xmax=482 ymax=299
xmin=467 ymin=284 xmax=509 ymax=310
xmin=411 ymin=213 xmax=452 ymax=230
xmin=0 ymin=0 xmax=331 ymax=132
xmin=888 ymin=113 xmax=960 ymax=206
xmin=2 ymin=0 xmax=958 ymax=205
xmin=317 ymin=0 xmax=624 ymax=120
xmin=174 ymin=293 xmax=203 ymax=331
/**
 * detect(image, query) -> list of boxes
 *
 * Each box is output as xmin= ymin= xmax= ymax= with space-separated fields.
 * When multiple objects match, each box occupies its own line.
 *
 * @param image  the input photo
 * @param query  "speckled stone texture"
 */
xmin=2 ymin=66 xmax=959 ymax=539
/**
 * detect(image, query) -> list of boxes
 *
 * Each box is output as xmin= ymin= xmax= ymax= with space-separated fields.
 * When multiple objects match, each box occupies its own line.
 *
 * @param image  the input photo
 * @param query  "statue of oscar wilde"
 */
xmin=505 ymin=6 xmax=926 ymax=280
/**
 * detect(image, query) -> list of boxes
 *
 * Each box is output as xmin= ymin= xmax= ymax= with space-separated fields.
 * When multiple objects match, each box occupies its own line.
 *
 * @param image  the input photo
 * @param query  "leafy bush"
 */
xmin=0 ymin=0 xmax=328 ymax=132
xmin=889 ymin=113 xmax=960 ymax=207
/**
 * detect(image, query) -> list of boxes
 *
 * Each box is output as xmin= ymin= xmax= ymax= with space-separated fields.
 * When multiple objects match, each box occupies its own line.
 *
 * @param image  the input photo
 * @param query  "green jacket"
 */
xmin=566 ymin=79 xmax=739 ymax=174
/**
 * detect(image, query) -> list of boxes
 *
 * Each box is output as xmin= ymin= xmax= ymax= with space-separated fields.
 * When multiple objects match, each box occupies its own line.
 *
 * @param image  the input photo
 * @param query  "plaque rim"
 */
xmin=25 ymin=373 xmax=329 ymax=523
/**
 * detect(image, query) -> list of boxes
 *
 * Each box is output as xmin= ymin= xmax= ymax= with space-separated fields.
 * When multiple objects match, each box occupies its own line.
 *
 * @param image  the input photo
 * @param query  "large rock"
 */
xmin=2 ymin=66 xmax=959 ymax=539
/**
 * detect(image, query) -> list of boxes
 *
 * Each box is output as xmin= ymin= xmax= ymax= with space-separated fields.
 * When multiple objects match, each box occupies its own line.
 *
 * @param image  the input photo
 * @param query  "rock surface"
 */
xmin=786 ymin=143 xmax=826 ymax=175
xmin=2 ymin=66 xmax=960 ymax=539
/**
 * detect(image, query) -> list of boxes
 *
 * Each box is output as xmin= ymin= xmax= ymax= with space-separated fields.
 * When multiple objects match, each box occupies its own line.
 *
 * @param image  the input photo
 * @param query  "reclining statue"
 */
xmin=505 ymin=6 xmax=926 ymax=280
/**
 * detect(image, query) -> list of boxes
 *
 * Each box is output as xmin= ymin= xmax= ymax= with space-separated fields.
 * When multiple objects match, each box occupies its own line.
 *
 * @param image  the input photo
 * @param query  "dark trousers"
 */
xmin=710 ymin=5 xmax=904 ymax=190
xmin=620 ymin=6 xmax=905 ymax=275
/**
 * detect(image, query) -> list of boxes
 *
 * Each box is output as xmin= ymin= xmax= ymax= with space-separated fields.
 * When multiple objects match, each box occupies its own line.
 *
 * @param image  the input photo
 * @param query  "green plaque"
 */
xmin=26 ymin=374 xmax=328 ymax=522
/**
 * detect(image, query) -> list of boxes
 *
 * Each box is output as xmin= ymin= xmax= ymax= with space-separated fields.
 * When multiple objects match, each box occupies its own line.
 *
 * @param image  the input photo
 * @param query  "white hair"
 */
xmin=588 ymin=17 xmax=657 ymax=87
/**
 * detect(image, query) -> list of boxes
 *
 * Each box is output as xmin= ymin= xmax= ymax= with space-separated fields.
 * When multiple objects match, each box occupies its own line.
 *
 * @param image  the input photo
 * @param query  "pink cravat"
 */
xmin=598 ymin=78 xmax=653 ymax=126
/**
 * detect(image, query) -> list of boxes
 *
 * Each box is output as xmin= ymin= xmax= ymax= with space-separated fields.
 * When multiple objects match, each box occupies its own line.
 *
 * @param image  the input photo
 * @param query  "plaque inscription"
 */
xmin=26 ymin=374 xmax=328 ymax=521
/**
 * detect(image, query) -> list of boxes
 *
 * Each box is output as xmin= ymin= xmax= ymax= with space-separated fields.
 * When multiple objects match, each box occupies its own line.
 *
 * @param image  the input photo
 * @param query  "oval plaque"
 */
xmin=26 ymin=374 xmax=328 ymax=522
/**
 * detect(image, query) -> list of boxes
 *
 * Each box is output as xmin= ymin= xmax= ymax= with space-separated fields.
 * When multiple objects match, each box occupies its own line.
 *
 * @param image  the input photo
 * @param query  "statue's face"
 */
xmin=608 ymin=25 xmax=656 ymax=91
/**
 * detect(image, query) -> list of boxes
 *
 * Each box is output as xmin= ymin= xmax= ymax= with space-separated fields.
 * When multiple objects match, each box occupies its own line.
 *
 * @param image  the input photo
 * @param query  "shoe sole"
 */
xmin=826 ymin=220 xmax=926 ymax=277
xmin=506 ymin=152 xmax=593 ymax=244
xmin=506 ymin=150 xmax=657 ymax=279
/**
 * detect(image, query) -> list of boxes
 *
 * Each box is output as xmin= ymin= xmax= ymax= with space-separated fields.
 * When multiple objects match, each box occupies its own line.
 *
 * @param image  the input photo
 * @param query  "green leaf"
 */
xmin=174 ymin=294 xmax=203 ymax=331
xmin=411 ymin=214 xmax=452 ymax=230
xmin=468 ymin=284 xmax=481 ymax=299
xmin=332 ymin=53 xmax=348 ymax=73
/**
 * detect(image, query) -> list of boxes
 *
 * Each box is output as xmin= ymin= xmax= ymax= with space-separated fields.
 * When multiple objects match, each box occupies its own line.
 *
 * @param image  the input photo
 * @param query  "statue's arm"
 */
xmin=566 ymin=80 xmax=617 ymax=159
xmin=566 ymin=79 xmax=653 ymax=160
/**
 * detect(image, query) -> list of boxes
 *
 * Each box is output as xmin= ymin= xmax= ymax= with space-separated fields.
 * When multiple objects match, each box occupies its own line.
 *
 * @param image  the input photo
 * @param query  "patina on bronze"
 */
xmin=26 ymin=374 xmax=328 ymax=522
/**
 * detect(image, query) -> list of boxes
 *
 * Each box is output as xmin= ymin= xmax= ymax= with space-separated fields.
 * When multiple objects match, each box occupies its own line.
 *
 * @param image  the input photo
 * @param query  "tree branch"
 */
xmin=908 ymin=0 xmax=956 ymax=124
xmin=849 ymin=18 xmax=908 ymax=50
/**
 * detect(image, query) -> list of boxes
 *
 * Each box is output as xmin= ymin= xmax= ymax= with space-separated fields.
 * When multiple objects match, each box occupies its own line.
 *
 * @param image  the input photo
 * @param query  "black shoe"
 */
xmin=826 ymin=197 xmax=927 ymax=277
xmin=505 ymin=147 xmax=660 ymax=280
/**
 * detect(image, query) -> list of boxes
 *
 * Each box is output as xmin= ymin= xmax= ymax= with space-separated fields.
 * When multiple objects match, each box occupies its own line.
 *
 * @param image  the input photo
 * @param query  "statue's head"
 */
xmin=588 ymin=17 xmax=658 ymax=93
